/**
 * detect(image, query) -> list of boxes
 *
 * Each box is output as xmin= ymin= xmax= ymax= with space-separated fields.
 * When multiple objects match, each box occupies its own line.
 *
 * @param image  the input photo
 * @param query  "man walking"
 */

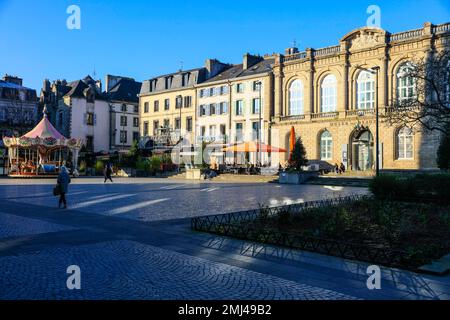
xmin=104 ymin=162 xmax=113 ymax=183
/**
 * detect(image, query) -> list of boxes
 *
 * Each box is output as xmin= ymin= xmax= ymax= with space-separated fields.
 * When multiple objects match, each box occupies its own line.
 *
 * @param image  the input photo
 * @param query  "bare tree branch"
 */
xmin=383 ymin=50 xmax=450 ymax=135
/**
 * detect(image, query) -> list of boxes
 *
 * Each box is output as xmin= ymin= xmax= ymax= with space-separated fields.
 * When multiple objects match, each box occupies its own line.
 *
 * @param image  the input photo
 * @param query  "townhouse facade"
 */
xmin=0 ymin=75 xmax=38 ymax=175
xmin=41 ymin=75 xmax=110 ymax=153
xmin=270 ymin=22 xmax=450 ymax=171
xmin=104 ymin=75 xmax=142 ymax=152
xmin=195 ymin=54 xmax=274 ymax=164
xmin=139 ymin=59 xmax=229 ymax=152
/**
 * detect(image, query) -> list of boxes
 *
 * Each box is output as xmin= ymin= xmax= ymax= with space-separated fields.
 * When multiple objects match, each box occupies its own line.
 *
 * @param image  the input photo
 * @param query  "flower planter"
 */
xmin=186 ymin=168 xmax=201 ymax=180
xmin=279 ymin=171 xmax=318 ymax=184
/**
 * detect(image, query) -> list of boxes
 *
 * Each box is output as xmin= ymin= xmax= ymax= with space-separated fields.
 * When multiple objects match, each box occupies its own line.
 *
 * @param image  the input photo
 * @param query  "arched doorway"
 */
xmin=350 ymin=129 xmax=374 ymax=171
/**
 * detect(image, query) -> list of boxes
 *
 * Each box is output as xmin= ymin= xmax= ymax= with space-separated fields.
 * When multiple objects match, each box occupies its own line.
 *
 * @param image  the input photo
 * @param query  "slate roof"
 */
xmin=140 ymin=68 xmax=207 ymax=95
xmin=0 ymin=80 xmax=35 ymax=91
xmin=63 ymin=76 xmax=107 ymax=101
xmin=106 ymin=78 xmax=142 ymax=103
xmin=204 ymin=58 xmax=274 ymax=84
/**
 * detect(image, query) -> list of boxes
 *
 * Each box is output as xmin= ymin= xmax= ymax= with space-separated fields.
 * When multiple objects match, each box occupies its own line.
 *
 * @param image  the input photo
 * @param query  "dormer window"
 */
xmin=165 ymin=76 xmax=173 ymax=89
xmin=182 ymin=73 xmax=190 ymax=87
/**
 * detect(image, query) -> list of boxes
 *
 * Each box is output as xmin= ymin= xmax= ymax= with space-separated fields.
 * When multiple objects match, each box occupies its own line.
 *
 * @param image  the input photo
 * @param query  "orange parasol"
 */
xmin=289 ymin=126 xmax=296 ymax=162
xmin=223 ymin=142 xmax=287 ymax=153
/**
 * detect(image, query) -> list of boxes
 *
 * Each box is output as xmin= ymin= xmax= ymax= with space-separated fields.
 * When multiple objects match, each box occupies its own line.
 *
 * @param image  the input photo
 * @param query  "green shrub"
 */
xmin=94 ymin=160 xmax=104 ymax=175
xmin=370 ymin=173 xmax=450 ymax=202
xmin=136 ymin=157 xmax=150 ymax=171
xmin=78 ymin=160 xmax=86 ymax=173
xmin=369 ymin=175 xmax=400 ymax=200
xmin=437 ymin=129 xmax=450 ymax=170
xmin=149 ymin=155 xmax=163 ymax=173
xmin=161 ymin=153 xmax=173 ymax=165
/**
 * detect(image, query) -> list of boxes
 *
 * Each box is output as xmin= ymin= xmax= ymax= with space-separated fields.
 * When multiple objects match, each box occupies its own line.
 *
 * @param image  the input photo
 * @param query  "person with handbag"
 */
xmin=56 ymin=166 xmax=71 ymax=209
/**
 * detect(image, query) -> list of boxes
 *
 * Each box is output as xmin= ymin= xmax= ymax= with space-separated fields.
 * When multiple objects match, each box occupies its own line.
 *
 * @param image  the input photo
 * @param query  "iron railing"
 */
xmin=191 ymin=194 xmax=429 ymax=270
xmin=191 ymin=194 xmax=366 ymax=229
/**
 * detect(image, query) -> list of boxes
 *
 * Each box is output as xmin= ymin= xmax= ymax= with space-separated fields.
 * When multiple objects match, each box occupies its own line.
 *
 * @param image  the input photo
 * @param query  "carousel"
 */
xmin=2 ymin=108 xmax=84 ymax=177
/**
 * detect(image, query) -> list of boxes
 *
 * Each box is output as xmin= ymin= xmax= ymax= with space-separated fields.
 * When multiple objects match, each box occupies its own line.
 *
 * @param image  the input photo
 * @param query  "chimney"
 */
xmin=205 ymin=59 xmax=228 ymax=78
xmin=3 ymin=74 xmax=23 ymax=86
xmin=243 ymin=53 xmax=263 ymax=70
xmin=285 ymin=47 xmax=299 ymax=56
xmin=95 ymin=80 xmax=102 ymax=93
xmin=105 ymin=74 xmax=124 ymax=92
xmin=43 ymin=79 xmax=50 ymax=92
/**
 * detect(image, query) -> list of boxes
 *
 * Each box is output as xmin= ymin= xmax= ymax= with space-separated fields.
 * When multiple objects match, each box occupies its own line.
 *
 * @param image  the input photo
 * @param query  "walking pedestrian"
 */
xmin=340 ymin=162 xmax=346 ymax=174
xmin=57 ymin=166 xmax=71 ymax=209
xmin=104 ymin=162 xmax=113 ymax=183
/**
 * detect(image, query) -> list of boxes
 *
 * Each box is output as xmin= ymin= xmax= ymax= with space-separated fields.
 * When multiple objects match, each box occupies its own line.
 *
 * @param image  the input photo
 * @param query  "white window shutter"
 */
xmin=84 ymin=113 xmax=87 ymax=125
xmin=94 ymin=114 xmax=97 ymax=125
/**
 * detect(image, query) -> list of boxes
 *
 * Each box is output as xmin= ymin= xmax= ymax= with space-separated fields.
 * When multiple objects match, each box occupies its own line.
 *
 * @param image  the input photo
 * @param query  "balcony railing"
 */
xmin=389 ymin=29 xmax=423 ymax=42
xmin=311 ymin=112 xmax=339 ymax=120
xmin=345 ymin=109 xmax=375 ymax=117
xmin=279 ymin=114 xmax=306 ymax=121
xmin=433 ymin=23 xmax=450 ymax=35
xmin=196 ymin=135 xmax=228 ymax=143
xmin=313 ymin=45 xmax=341 ymax=58
xmin=282 ymin=52 xmax=307 ymax=63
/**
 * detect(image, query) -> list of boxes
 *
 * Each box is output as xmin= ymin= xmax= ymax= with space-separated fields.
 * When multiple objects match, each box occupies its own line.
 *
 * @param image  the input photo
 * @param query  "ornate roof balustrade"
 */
xmin=389 ymin=28 xmax=424 ymax=42
xmin=312 ymin=45 xmax=341 ymax=58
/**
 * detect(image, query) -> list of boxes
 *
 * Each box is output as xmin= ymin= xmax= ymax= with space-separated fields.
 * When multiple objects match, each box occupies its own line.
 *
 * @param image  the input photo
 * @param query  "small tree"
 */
xmin=437 ymin=129 xmax=450 ymax=171
xmin=290 ymin=137 xmax=308 ymax=171
xmin=128 ymin=140 xmax=140 ymax=164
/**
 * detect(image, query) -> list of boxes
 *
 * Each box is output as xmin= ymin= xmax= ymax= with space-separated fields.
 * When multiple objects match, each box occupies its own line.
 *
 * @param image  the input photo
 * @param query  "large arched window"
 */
xmin=320 ymin=130 xmax=333 ymax=160
xmin=321 ymin=75 xmax=337 ymax=113
xmin=397 ymin=127 xmax=414 ymax=160
xmin=289 ymin=80 xmax=304 ymax=115
xmin=397 ymin=62 xmax=416 ymax=104
xmin=356 ymin=71 xmax=375 ymax=110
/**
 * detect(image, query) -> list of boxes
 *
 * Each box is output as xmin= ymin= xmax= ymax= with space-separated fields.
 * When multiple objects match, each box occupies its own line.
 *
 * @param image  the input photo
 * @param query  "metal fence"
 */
xmin=191 ymin=194 xmax=422 ymax=270
xmin=191 ymin=194 xmax=367 ymax=230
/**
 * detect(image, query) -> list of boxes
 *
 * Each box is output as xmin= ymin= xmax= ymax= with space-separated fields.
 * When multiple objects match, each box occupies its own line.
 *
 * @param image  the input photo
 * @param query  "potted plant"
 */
xmin=279 ymin=136 xmax=317 ymax=184
xmin=186 ymin=141 xmax=209 ymax=180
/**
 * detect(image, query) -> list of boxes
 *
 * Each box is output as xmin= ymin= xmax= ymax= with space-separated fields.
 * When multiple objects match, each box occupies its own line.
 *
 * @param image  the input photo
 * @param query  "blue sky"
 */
xmin=0 ymin=0 xmax=449 ymax=91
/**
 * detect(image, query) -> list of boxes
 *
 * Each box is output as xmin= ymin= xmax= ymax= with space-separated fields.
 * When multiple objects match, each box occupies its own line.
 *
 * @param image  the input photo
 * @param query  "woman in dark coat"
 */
xmin=104 ymin=162 xmax=113 ymax=183
xmin=57 ymin=166 xmax=71 ymax=209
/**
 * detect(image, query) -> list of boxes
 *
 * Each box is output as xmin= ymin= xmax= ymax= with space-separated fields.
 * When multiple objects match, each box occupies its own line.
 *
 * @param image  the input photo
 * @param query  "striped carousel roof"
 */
xmin=22 ymin=110 xmax=65 ymax=140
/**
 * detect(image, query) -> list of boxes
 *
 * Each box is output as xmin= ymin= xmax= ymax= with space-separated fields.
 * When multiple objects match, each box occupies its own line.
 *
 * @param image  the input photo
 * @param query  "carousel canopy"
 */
xmin=23 ymin=115 xmax=66 ymax=139
xmin=2 ymin=110 xmax=84 ymax=149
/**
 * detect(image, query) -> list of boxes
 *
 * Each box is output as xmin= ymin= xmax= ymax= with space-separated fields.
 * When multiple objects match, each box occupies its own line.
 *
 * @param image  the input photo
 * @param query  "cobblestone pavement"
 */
xmin=0 ymin=178 xmax=368 ymax=222
xmin=0 ymin=178 xmax=449 ymax=300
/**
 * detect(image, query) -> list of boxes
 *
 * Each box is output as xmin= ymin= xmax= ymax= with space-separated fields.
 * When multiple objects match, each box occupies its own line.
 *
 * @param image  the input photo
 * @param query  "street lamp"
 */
xmin=356 ymin=65 xmax=381 ymax=177
xmin=373 ymin=66 xmax=380 ymax=177
xmin=255 ymin=81 xmax=263 ymax=166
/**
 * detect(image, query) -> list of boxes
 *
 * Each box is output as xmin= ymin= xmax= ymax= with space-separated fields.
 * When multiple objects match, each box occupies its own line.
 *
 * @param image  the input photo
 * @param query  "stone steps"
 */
xmin=307 ymin=177 xmax=371 ymax=188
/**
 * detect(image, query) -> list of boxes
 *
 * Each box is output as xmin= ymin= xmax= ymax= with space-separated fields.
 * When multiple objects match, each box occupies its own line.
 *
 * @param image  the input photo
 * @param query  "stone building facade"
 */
xmin=41 ymin=76 xmax=109 ymax=153
xmin=139 ymin=59 xmax=229 ymax=151
xmin=105 ymin=75 xmax=142 ymax=152
xmin=195 ymin=54 xmax=274 ymax=164
xmin=271 ymin=22 xmax=450 ymax=171
xmin=0 ymin=75 xmax=38 ymax=175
